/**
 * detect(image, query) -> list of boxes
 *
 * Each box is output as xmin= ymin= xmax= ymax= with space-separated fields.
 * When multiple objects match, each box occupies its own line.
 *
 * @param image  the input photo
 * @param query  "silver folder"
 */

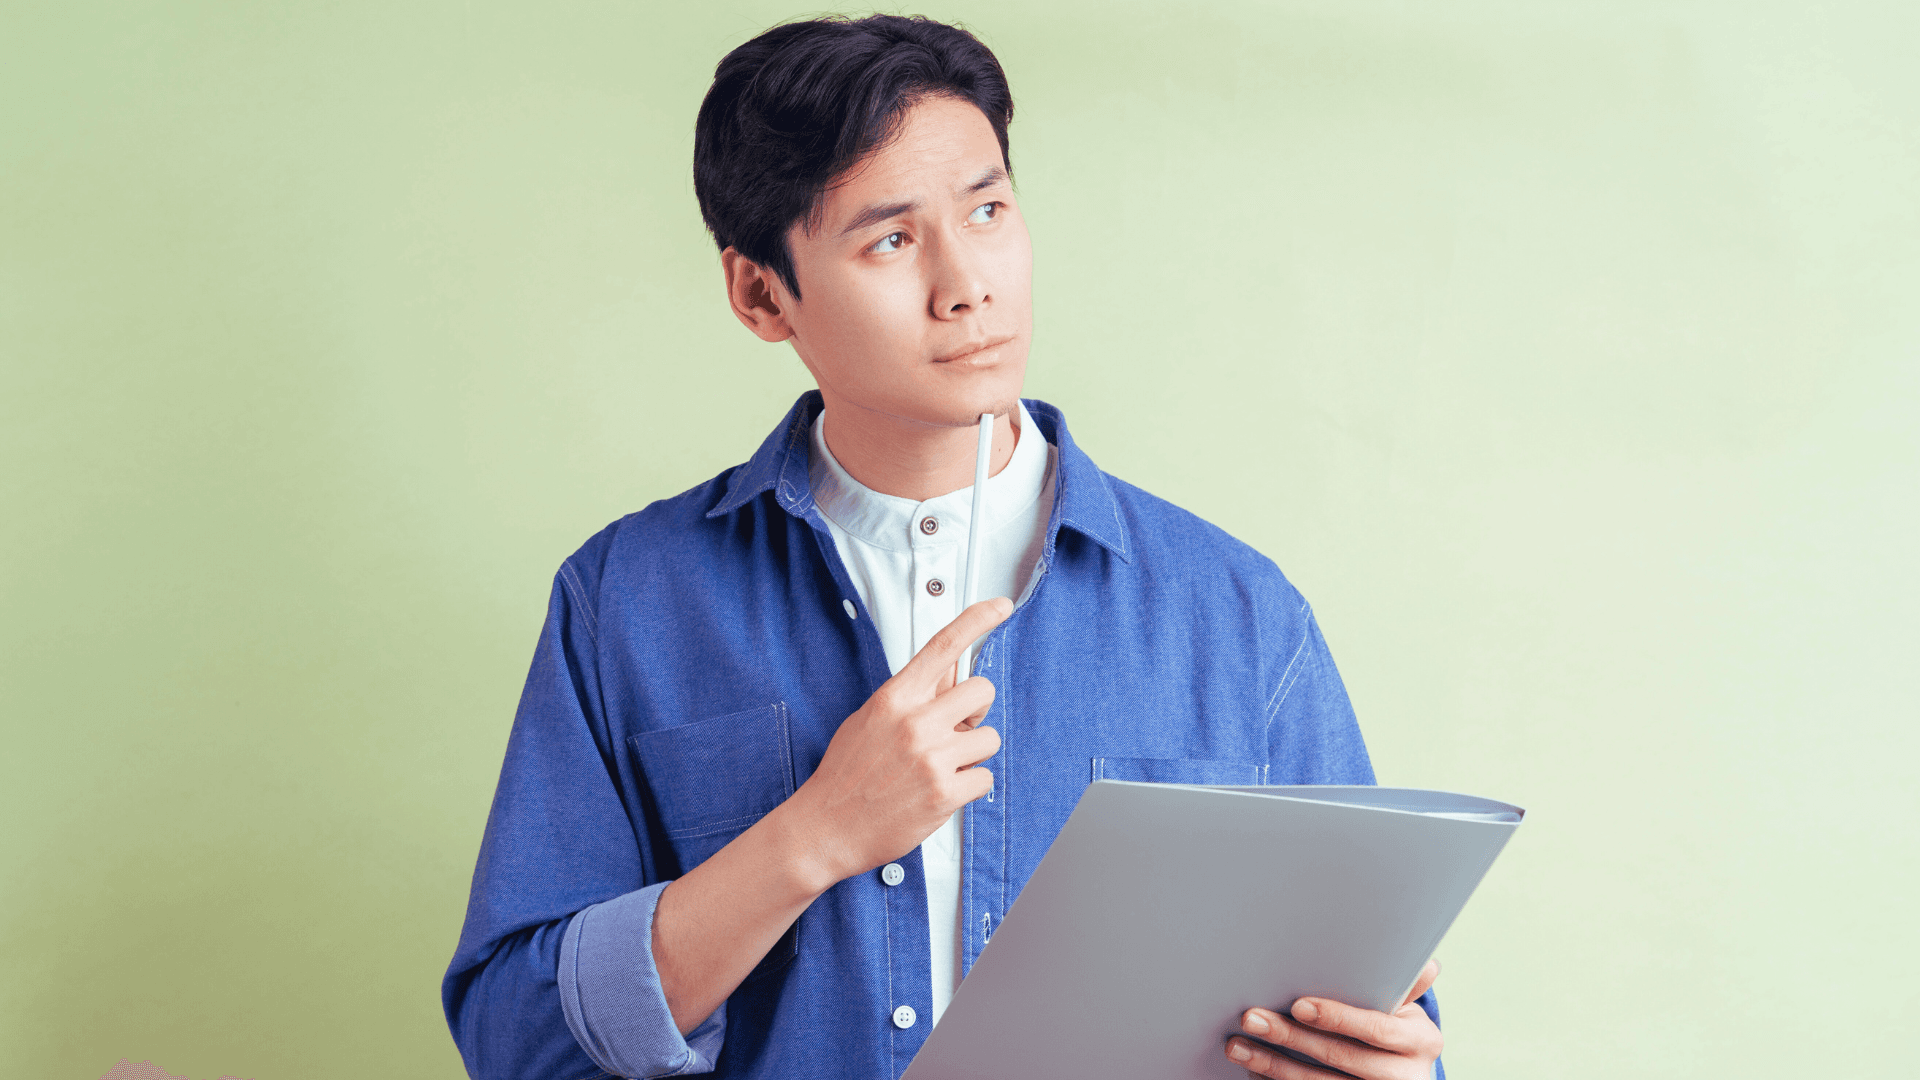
xmin=903 ymin=782 xmax=1524 ymax=1080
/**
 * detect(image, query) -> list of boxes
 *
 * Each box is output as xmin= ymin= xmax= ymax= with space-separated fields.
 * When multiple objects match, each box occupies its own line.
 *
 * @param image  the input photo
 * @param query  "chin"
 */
xmin=840 ymin=368 xmax=1024 ymax=430
xmin=944 ymin=366 xmax=1027 ymax=422
xmin=944 ymin=390 xmax=1022 ymax=426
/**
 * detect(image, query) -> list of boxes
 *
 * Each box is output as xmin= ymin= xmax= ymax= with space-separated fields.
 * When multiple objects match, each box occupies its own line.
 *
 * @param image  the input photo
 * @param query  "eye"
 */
xmin=968 ymin=202 xmax=1000 ymax=224
xmin=869 ymin=231 xmax=907 ymax=254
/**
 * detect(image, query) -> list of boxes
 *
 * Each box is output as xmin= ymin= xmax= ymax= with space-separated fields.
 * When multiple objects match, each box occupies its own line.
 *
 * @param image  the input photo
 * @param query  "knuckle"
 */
xmin=1320 ymin=1004 xmax=1360 ymax=1037
xmin=898 ymin=726 xmax=932 ymax=759
xmin=1251 ymin=1048 xmax=1291 ymax=1078
xmin=1313 ymin=1036 xmax=1357 ymax=1071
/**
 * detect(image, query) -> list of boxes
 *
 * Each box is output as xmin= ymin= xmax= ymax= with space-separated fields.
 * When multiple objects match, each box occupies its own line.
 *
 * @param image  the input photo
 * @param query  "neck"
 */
xmin=816 ymin=390 xmax=1020 ymax=502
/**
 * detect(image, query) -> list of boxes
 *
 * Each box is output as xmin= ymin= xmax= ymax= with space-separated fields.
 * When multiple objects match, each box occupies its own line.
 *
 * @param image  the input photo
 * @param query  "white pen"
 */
xmin=957 ymin=410 xmax=994 ymax=685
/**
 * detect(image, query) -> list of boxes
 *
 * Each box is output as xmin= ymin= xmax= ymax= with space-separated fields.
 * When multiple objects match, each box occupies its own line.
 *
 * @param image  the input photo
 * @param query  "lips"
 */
xmin=934 ymin=335 xmax=1016 ymax=364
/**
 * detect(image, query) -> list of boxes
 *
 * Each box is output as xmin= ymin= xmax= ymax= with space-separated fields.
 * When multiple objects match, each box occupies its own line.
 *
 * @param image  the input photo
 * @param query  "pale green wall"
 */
xmin=4 ymin=2 xmax=1915 ymax=1077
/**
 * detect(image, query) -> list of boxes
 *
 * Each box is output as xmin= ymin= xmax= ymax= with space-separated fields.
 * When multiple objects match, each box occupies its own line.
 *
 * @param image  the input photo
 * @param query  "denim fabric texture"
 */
xmin=441 ymin=391 xmax=1444 ymax=1080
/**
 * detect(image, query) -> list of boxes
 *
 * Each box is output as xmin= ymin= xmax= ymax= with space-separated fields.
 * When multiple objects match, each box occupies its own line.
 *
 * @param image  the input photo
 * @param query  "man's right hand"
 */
xmin=652 ymin=596 xmax=1012 ymax=1036
xmin=781 ymin=595 xmax=1011 ymax=890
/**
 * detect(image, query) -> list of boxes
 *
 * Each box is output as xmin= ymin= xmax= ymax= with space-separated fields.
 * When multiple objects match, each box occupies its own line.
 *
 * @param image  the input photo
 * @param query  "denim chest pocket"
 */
xmin=630 ymin=702 xmax=797 ymax=871
xmin=630 ymin=702 xmax=801 ymax=983
xmin=1091 ymin=756 xmax=1269 ymax=785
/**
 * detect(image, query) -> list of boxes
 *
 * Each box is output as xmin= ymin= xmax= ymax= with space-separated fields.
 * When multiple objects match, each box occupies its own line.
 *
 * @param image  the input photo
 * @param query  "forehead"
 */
xmin=814 ymin=95 xmax=1005 ymax=224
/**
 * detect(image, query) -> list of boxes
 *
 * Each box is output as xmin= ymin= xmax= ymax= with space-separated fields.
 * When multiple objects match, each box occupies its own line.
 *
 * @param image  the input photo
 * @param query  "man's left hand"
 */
xmin=1225 ymin=959 xmax=1443 ymax=1080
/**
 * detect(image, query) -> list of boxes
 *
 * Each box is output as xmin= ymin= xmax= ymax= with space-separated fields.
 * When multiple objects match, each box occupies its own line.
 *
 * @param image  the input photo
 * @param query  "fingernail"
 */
xmin=1228 ymin=1041 xmax=1252 ymax=1062
xmin=1293 ymin=999 xmax=1319 ymax=1022
xmin=1243 ymin=1011 xmax=1269 ymax=1035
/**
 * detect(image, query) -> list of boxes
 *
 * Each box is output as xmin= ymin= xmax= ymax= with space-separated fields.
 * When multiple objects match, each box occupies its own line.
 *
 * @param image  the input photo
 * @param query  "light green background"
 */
xmin=4 ymin=2 xmax=1915 ymax=1077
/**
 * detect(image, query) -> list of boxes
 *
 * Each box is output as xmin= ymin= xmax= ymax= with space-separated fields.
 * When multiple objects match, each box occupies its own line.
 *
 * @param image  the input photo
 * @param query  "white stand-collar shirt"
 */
xmin=808 ymin=400 xmax=1058 ymax=1025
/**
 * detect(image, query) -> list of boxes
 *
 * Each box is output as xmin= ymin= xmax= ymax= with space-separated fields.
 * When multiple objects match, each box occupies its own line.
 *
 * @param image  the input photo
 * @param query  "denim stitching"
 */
xmin=1264 ymin=636 xmax=1309 ymax=733
xmin=665 ymin=812 xmax=771 ymax=840
xmin=1000 ymin=662 xmax=1010 ymax=936
xmin=558 ymin=561 xmax=600 ymax=647
xmin=775 ymin=702 xmax=794 ymax=798
xmin=1056 ymin=469 xmax=1128 ymax=559
xmin=1258 ymin=594 xmax=1297 ymax=721
xmin=884 ymin=858 xmax=895 ymax=1073
xmin=1263 ymin=598 xmax=1313 ymax=736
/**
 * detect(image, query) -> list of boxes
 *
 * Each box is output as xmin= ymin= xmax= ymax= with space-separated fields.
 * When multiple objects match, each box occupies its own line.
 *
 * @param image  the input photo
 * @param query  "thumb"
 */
xmin=1400 ymin=959 xmax=1440 ymax=1008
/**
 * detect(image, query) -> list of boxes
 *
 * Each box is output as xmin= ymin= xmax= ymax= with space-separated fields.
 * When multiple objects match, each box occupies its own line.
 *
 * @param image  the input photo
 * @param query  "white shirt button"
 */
xmin=925 ymin=578 xmax=945 ymax=596
xmin=892 ymin=1004 xmax=917 ymax=1029
xmin=843 ymin=599 xmax=857 ymax=620
xmin=919 ymin=516 xmax=939 ymax=535
xmin=880 ymin=862 xmax=905 ymax=886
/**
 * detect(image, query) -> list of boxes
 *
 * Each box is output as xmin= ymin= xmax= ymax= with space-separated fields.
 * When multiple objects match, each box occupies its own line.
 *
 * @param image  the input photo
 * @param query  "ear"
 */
xmin=721 ymin=247 xmax=796 ymax=343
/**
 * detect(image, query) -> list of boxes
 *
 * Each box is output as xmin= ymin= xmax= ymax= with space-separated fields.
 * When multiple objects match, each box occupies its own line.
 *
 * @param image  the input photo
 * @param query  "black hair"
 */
xmin=693 ymin=14 xmax=1014 ymax=299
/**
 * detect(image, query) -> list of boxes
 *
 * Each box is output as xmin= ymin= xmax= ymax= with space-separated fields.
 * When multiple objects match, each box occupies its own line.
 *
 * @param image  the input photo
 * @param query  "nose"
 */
xmin=928 ymin=232 xmax=990 ymax=320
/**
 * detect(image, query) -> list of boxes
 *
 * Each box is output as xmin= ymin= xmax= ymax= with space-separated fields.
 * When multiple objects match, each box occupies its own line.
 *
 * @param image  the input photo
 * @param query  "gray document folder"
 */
xmin=902 ymin=782 xmax=1524 ymax=1080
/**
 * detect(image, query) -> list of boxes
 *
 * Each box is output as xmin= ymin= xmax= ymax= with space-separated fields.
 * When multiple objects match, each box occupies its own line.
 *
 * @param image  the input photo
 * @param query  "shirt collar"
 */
xmin=806 ymin=400 xmax=1051 ymax=553
xmin=707 ymin=391 xmax=1132 ymax=563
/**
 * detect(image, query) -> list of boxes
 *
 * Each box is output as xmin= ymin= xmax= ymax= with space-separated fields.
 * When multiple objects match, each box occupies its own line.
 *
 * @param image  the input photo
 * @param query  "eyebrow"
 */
xmin=837 ymin=199 xmax=918 ymax=238
xmin=833 ymin=166 xmax=1011 ymax=239
xmin=960 ymin=165 xmax=1008 ymax=196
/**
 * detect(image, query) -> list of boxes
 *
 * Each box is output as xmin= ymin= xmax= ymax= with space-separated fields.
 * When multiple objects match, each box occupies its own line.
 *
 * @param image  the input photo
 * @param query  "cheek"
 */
xmin=794 ymin=276 xmax=929 ymax=377
xmin=830 ymin=273 xmax=929 ymax=336
xmin=990 ymin=235 xmax=1035 ymax=310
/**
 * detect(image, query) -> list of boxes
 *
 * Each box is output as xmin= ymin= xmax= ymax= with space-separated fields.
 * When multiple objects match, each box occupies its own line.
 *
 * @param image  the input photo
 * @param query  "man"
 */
xmin=443 ymin=15 xmax=1445 ymax=1080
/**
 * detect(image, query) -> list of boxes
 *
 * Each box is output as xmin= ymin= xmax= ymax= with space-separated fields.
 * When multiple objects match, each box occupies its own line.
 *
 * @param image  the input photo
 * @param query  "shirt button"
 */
xmin=925 ymin=578 xmax=944 ymax=596
xmin=880 ymin=862 xmax=905 ymax=886
xmin=919 ymin=516 xmax=939 ymax=535
xmin=892 ymin=1004 xmax=917 ymax=1029
xmin=842 ymin=599 xmax=857 ymax=620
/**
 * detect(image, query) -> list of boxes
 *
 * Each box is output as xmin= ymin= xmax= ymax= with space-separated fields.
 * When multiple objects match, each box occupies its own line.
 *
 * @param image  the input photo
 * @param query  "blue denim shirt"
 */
xmin=441 ymin=392 xmax=1442 ymax=1080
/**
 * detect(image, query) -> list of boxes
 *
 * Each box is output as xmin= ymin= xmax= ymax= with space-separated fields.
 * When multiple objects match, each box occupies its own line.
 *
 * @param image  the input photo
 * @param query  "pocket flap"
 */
xmin=630 ymin=702 xmax=796 ymax=839
xmin=1091 ymin=756 xmax=1268 ymax=785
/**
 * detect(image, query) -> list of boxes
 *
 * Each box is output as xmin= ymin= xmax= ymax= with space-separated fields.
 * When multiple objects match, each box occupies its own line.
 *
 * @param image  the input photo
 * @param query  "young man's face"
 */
xmin=767 ymin=94 xmax=1033 ymax=430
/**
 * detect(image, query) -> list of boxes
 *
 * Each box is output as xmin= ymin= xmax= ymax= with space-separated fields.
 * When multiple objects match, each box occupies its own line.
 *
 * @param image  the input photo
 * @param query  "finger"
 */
xmin=1239 ymin=1009 xmax=1394 ymax=1079
xmin=955 ymin=765 xmax=995 ymax=804
xmin=1289 ymin=997 xmax=1425 ymax=1057
xmin=1224 ymin=1035 xmax=1356 ymax=1080
xmin=944 ymin=722 xmax=1002 ymax=770
xmin=924 ymin=675 xmax=995 ymax=731
xmin=950 ymin=675 xmax=998 ymax=730
xmin=896 ymin=597 xmax=1013 ymax=696
xmin=1400 ymin=959 xmax=1440 ymax=1007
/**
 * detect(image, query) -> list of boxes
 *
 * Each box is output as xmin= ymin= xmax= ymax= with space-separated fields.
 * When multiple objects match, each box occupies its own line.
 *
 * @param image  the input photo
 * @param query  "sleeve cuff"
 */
xmin=558 ymin=881 xmax=726 ymax=1078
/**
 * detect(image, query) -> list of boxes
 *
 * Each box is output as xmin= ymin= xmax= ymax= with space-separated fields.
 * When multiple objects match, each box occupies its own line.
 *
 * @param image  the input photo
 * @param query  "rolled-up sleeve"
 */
xmin=559 ymin=882 xmax=726 ymax=1078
